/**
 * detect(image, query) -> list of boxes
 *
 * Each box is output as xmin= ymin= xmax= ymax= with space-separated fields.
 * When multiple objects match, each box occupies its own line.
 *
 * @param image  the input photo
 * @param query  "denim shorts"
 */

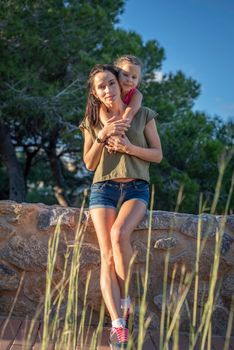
xmin=89 ymin=179 xmax=150 ymax=210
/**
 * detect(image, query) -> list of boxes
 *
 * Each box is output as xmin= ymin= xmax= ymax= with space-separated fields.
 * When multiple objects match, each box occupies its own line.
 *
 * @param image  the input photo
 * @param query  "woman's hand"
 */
xmin=105 ymin=135 xmax=132 ymax=154
xmin=106 ymin=119 xmax=163 ymax=163
xmin=98 ymin=116 xmax=130 ymax=141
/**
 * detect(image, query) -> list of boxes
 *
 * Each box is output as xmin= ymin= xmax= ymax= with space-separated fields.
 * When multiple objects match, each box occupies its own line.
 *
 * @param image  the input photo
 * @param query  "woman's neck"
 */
xmin=101 ymin=101 xmax=125 ymax=119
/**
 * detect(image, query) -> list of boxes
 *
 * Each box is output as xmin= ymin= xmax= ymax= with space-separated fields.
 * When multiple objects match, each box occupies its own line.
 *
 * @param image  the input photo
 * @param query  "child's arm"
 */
xmin=122 ymin=89 xmax=143 ymax=122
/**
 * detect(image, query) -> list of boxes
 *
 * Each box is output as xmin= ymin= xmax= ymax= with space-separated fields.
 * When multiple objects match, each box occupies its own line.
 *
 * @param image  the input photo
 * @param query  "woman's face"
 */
xmin=93 ymin=71 xmax=121 ymax=107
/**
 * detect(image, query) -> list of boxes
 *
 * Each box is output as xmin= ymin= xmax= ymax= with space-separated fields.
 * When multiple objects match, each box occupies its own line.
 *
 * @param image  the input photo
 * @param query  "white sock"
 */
xmin=112 ymin=318 xmax=126 ymax=328
xmin=120 ymin=296 xmax=131 ymax=310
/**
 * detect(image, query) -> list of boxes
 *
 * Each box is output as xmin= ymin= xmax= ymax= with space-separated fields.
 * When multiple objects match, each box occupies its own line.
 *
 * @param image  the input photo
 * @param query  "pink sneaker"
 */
xmin=109 ymin=325 xmax=129 ymax=349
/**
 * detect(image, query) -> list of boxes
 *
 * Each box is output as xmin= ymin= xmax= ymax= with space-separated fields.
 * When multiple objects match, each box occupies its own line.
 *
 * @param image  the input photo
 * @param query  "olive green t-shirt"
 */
xmin=80 ymin=107 xmax=158 ymax=184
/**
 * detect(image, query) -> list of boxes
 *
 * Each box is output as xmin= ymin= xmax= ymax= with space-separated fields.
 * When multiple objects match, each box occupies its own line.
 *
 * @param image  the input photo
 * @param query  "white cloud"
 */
xmin=153 ymin=70 xmax=163 ymax=82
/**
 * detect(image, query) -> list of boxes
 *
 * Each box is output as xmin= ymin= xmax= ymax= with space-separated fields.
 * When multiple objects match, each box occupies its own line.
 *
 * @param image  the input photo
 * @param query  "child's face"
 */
xmin=118 ymin=62 xmax=141 ymax=95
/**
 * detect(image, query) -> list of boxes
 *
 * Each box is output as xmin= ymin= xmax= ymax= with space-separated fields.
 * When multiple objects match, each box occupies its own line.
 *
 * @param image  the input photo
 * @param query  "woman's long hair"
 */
xmin=83 ymin=64 xmax=119 ymax=128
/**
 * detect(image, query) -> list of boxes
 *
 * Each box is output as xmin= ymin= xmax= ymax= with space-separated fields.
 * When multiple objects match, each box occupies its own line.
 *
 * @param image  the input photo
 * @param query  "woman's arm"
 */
xmin=83 ymin=117 xmax=130 ymax=171
xmin=83 ymin=130 xmax=106 ymax=171
xmin=130 ymin=119 xmax=163 ymax=162
xmin=106 ymin=119 xmax=163 ymax=163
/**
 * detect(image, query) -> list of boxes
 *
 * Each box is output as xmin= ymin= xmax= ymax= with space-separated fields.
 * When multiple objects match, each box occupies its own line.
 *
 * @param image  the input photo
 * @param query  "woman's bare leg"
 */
xmin=110 ymin=200 xmax=147 ymax=297
xmin=90 ymin=207 xmax=122 ymax=321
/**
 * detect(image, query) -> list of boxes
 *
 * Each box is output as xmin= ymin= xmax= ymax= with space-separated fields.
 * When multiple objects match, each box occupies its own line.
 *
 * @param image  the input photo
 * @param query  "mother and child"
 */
xmin=80 ymin=55 xmax=163 ymax=349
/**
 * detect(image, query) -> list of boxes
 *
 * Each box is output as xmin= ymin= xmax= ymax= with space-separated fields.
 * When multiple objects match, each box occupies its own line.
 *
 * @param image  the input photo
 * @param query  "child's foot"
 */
xmin=109 ymin=325 xmax=129 ymax=349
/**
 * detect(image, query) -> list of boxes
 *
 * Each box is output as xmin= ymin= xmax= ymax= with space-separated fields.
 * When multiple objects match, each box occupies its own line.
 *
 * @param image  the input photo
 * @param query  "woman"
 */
xmin=80 ymin=64 xmax=162 ymax=349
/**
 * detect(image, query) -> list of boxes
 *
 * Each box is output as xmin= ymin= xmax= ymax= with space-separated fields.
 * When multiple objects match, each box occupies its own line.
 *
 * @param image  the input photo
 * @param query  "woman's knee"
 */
xmin=100 ymin=250 xmax=115 ymax=268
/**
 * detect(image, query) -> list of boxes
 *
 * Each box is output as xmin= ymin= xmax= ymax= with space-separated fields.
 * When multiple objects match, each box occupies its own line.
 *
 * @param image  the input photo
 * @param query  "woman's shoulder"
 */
xmin=79 ymin=117 xmax=90 ymax=133
xmin=137 ymin=106 xmax=159 ymax=123
xmin=80 ymin=116 xmax=99 ymax=133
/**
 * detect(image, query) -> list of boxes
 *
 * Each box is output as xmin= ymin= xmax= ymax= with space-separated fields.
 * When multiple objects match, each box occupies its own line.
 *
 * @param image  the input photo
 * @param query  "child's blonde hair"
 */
xmin=114 ymin=54 xmax=143 ymax=70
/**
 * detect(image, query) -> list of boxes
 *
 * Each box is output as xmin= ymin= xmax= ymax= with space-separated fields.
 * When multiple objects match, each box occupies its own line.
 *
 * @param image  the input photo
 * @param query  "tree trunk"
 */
xmin=24 ymin=148 xmax=39 ymax=180
xmin=46 ymin=131 xmax=69 ymax=207
xmin=0 ymin=122 xmax=26 ymax=202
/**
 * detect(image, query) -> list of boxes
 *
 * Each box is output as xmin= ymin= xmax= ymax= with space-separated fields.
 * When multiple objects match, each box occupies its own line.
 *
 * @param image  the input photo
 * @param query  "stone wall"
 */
xmin=0 ymin=200 xmax=233 ymax=334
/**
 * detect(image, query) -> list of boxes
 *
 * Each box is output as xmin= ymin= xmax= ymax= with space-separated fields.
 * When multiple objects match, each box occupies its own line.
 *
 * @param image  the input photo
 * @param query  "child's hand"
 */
xmin=99 ymin=116 xmax=130 ymax=141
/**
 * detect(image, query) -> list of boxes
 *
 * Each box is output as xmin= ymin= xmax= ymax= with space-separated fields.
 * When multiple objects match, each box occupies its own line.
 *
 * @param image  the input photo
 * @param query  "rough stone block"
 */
xmin=0 ymin=235 xmax=48 ymax=271
xmin=154 ymin=237 xmax=177 ymax=249
xmin=0 ymin=262 xmax=20 ymax=290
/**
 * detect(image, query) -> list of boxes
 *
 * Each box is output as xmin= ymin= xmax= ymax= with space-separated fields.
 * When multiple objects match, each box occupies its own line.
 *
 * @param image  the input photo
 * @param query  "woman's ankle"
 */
xmin=120 ymin=296 xmax=131 ymax=310
xmin=112 ymin=317 xmax=126 ymax=328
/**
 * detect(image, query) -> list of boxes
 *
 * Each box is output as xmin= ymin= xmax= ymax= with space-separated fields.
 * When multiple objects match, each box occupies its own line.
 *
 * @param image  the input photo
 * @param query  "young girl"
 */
xmin=114 ymin=55 xmax=143 ymax=123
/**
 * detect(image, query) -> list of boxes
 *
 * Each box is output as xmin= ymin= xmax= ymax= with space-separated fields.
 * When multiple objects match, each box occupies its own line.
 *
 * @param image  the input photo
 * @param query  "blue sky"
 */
xmin=118 ymin=0 xmax=234 ymax=121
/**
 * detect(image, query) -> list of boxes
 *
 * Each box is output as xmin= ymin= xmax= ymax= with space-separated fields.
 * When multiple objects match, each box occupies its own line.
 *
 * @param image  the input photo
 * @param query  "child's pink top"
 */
xmin=123 ymin=87 xmax=137 ymax=105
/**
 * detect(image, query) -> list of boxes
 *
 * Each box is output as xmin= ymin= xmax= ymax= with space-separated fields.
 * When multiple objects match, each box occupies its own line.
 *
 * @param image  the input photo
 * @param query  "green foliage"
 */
xmin=151 ymin=112 xmax=233 ymax=213
xmin=142 ymin=71 xmax=201 ymax=120
xmin=95 ymin=28 xmax=165 ymax=72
